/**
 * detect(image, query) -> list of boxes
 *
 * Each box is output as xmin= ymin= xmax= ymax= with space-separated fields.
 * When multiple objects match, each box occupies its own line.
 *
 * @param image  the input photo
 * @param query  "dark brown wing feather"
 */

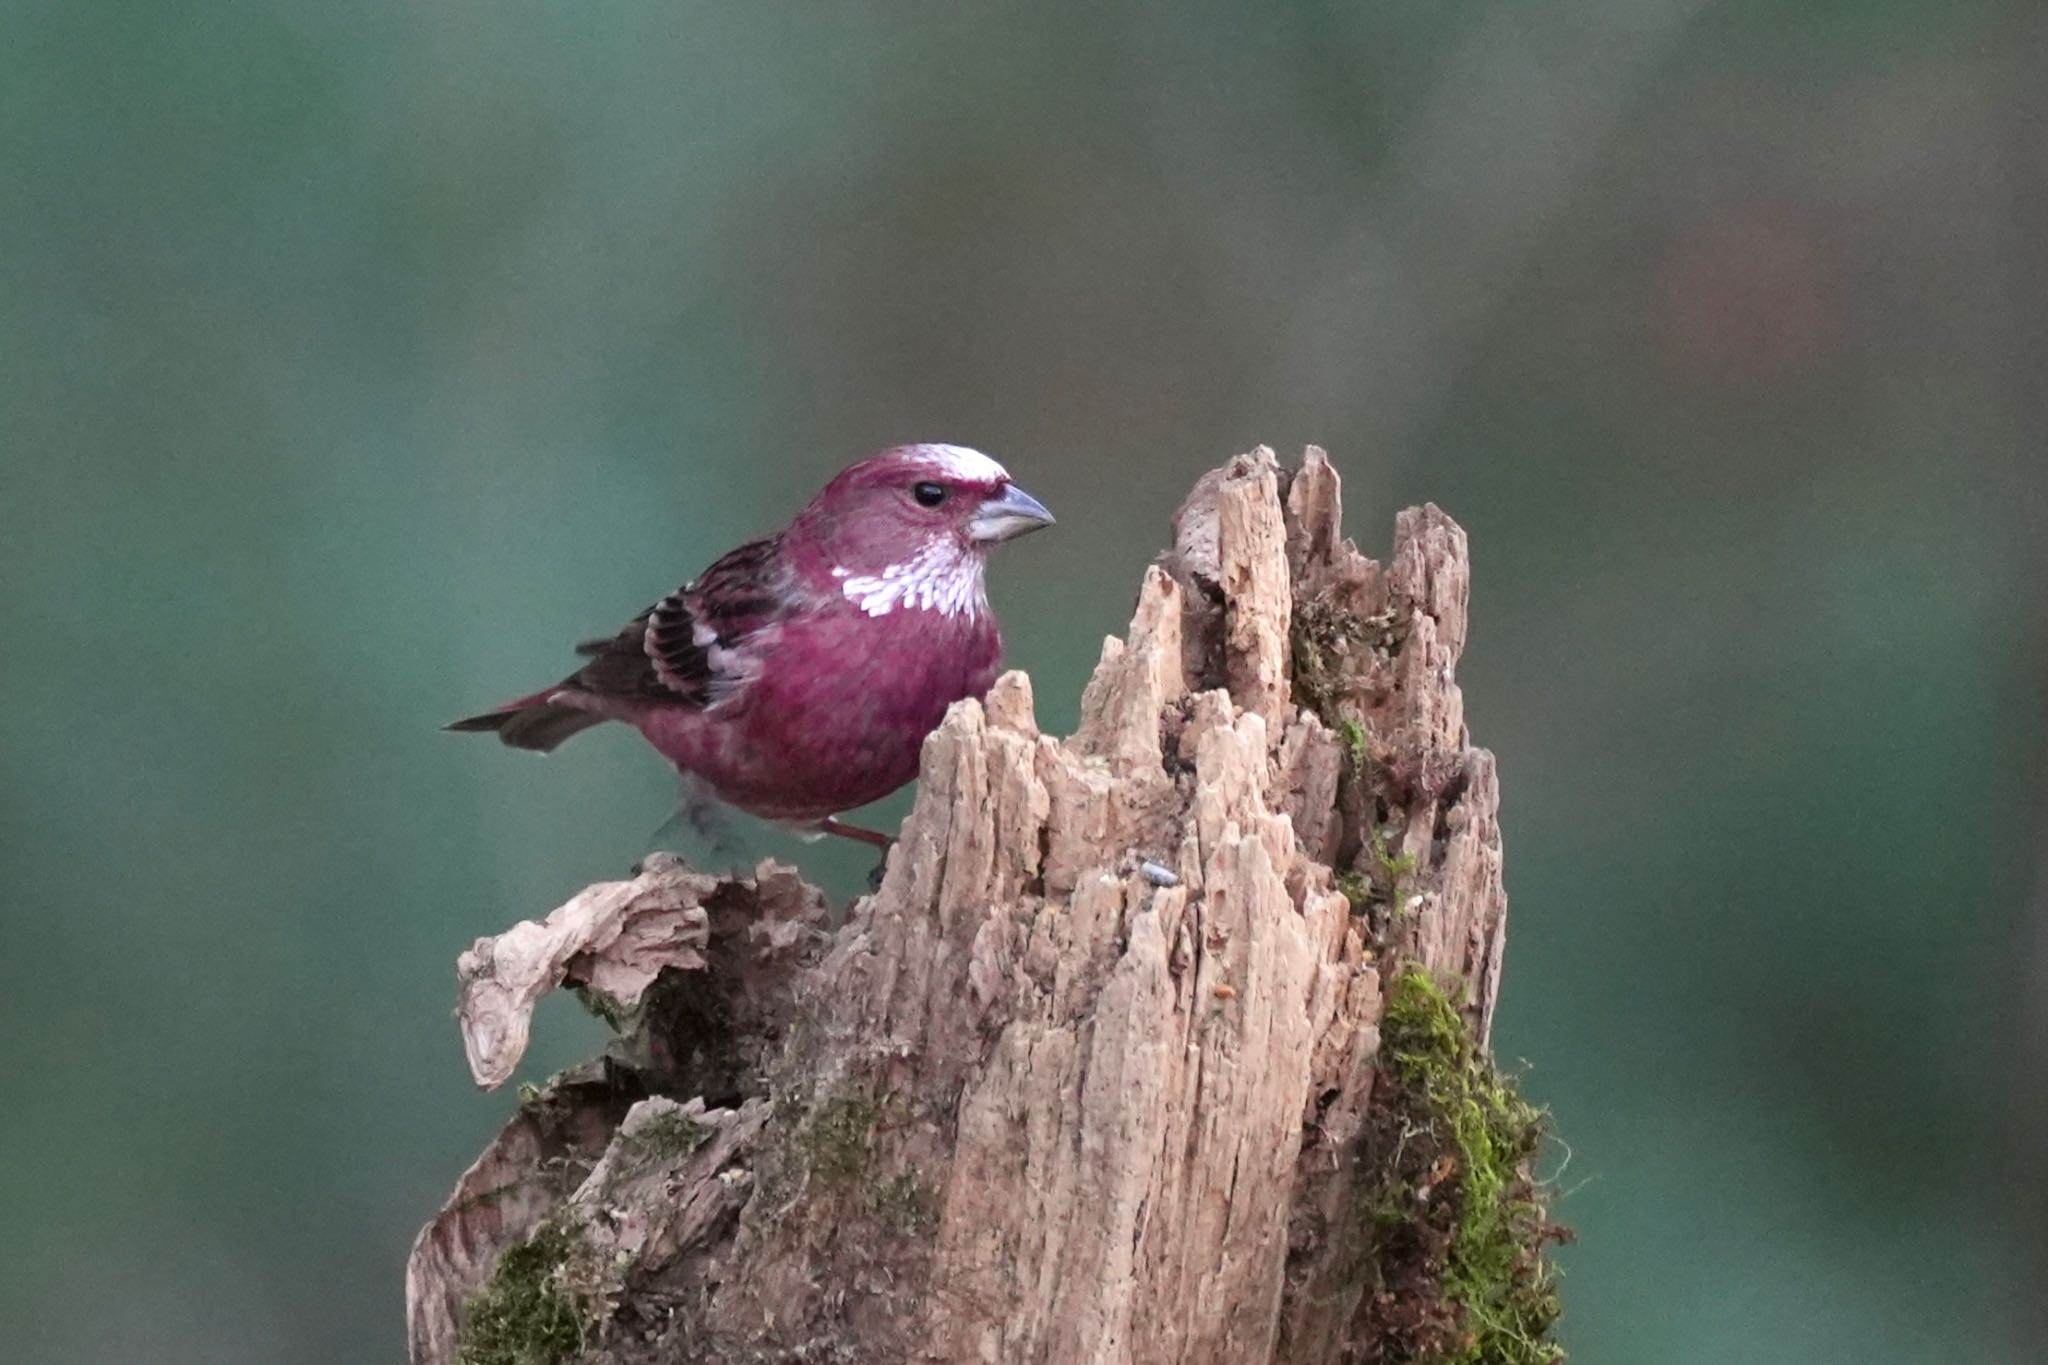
xmin=565 ymin=535 xmax=789 ymax=708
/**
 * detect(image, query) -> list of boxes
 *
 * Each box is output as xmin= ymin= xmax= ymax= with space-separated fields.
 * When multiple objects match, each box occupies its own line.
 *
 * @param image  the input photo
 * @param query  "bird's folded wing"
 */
xmin=569 ymin=534 xmax=791 ymax=708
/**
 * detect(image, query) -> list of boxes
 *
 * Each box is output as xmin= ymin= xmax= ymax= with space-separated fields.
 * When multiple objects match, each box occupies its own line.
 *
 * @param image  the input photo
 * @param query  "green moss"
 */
xmin=1290 ymin=603 xmax=1355 ymax=718
xmin=1355 ymin=968 xmax=1566 ymax=1364
xmin=616 ymin=1109 xmax=711 ymax=1175
xmin=1337 ymin=716 xmax=1371 ymax=774
xmin=512 ymin=1080 xmax=580 ymax=1134
xmin=865 ymin=1168 xmax=939 ymax=1234
xmin=643 ymin=1109 xmax=712 ymax=1155
xmin=569 ymin=984 xmax=635 ymax=1032
xmin=460 ymin=1218 xmax=589 ymax=1365
xmin=760 ymin=1080 xmax=941 ymax=1244
xmin=1292 ymin=597 xmax=1406 ymax=720
xmin=1372 ymin=827 xmax=1420 ymax=916
xmin=1340 ymin=828 xmax=1419 ymax=928
xmin=1373 ymin=827 xmax=1418 ymax=883
xmin=799 ymin=1088 xmax=879 ymax=1184
xmin=1294 ymin=601 xmax=1376 ymax=757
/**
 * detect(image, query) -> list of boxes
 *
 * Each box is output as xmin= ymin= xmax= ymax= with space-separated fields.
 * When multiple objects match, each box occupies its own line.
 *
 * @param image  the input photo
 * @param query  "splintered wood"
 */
xmin=408 ymin=447 xmax=1516 ymax=1365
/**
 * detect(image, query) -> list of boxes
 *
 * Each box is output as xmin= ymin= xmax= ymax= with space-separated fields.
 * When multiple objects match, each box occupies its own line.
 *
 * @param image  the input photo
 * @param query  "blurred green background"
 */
xmin=4 ymin=3 xmax=2040 ymax=1361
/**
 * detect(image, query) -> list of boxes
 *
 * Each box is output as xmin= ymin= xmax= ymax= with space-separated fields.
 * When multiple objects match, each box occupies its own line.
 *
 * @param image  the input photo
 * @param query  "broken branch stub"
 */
xmin=408 ymin=447 xmax=1554 ymax=1365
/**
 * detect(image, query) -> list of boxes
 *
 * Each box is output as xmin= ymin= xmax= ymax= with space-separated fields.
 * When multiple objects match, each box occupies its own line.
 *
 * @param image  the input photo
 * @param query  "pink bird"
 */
xmin=449 ymin=444 xmax=1055 ymax=848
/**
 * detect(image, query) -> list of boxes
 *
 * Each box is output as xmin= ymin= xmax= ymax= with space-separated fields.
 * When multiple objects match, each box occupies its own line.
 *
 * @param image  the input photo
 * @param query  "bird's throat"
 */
xmin=832 ymin=541 xmax=987 ymax=619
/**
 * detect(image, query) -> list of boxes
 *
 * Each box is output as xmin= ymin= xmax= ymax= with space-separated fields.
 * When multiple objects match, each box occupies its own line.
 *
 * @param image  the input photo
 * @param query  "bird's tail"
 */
xmin=445 ymin=689 xmax=608 ymax=753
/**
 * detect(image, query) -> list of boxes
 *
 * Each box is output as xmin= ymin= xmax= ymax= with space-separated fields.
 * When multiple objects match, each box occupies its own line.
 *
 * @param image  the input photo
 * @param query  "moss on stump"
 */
xmin=1355 ymin=968 xmax=1569 ymax=1364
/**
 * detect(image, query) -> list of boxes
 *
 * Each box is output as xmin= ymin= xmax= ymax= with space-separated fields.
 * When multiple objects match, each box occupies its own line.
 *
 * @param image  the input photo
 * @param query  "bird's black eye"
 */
xmin=912 ymin=481 xmax=948 ymax=508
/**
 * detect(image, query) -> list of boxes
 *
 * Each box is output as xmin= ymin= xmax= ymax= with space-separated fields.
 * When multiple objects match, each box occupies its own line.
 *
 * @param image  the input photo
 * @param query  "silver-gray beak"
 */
xmin=968 ymin=483 xmax=1056 ymax=544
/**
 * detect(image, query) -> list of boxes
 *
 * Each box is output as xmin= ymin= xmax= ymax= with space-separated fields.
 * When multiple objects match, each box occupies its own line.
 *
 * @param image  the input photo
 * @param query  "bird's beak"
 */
xmin=968 ymin=483 xmax=1056 ymax=544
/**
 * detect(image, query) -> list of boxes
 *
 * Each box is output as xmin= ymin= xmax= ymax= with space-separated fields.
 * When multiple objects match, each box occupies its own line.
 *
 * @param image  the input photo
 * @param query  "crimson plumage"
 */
xmin=448 ymin=444 xmax=1054 ymax=845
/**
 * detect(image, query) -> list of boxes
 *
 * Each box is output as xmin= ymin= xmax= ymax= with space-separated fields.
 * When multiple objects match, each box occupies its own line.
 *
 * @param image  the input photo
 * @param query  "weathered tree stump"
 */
xmin=408 ymin=448 xmax=1565 ymax=1365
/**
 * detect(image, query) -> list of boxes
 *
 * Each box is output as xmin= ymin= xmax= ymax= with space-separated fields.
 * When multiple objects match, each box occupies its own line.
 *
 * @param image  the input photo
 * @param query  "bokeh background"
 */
xmin=5 ymin=4 xmax=2042 ymax=1362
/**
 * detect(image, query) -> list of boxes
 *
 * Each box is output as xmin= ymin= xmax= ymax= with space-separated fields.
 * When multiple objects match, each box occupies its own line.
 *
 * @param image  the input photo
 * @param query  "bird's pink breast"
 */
xmin=632 ymin=603 xmax=1001 ymax=822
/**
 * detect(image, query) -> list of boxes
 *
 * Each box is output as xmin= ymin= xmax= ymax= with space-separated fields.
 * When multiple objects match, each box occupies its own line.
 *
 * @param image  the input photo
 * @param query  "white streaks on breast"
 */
xmin=833 ymin=540 xmax=989 ymax=619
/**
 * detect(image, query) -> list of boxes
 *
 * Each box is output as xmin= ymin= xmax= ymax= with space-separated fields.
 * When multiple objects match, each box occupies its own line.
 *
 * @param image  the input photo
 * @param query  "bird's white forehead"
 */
xmin=900 ymin=443 xmax=1008 ymax=485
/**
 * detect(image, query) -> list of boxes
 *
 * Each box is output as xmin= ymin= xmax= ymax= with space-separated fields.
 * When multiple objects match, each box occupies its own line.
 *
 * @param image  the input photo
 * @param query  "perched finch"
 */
xmin=449 ymin=444 xmax=1055 ymax=847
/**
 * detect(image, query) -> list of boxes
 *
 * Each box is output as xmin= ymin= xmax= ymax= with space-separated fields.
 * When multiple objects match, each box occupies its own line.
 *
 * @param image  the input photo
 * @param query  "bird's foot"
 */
xmin=812 ymin=817 xmax=895 ymax=892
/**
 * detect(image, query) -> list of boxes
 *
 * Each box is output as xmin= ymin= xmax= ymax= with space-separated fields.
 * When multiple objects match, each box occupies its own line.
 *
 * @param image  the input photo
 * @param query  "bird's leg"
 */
xmin=649 ymin=774 xmax=740 ymax=866
xmin=818 ymin=816 xmax=895 ymax=850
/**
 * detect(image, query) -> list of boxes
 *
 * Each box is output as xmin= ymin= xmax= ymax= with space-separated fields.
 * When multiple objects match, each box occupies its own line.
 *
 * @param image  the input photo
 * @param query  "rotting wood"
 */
xmin=408 ymin=447 xmax=1560 ymax=1365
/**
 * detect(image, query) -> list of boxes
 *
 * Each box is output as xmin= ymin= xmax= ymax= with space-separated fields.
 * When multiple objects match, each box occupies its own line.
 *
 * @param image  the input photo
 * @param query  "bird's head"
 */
xmin=787 ymin=444 xmax=1055 ymax=618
